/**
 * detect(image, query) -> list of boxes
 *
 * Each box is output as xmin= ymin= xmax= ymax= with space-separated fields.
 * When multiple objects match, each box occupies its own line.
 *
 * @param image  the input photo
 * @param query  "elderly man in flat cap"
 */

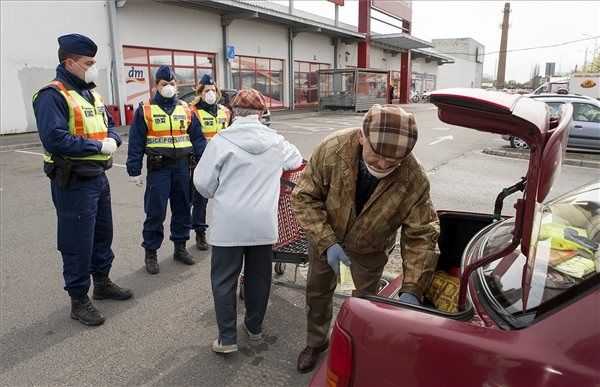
xmin=126 ymin=65 xmax=206 ymax=275
xmin=32 ymin=33 xmax=132 ymax=327
xmin=194 ymin=89 xmax=302 ymax=354
xmin=292 ymin=104 xmax=440 ymax=372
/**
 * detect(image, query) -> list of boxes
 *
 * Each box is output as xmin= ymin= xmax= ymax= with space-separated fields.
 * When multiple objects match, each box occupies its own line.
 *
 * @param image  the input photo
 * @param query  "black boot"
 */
xmin=145 ymin=249 xmax=159 ymax=275
xmin=71 ymin=295 xmax=105 ymax=326
xmin=92 ymin=272 xmax=133 ymax=301
xmin=195 ymin=230 xmax=208 ymax=251
xmin=173 ymin=242 xmax=195 ymax=265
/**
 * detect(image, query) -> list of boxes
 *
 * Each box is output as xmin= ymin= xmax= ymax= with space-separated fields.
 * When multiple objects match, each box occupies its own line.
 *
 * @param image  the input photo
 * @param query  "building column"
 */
xmin=107 ymin=0 xmax=126 ymax=125
xmin=399 ymin=51 xmax=411 ymax=104
xmin=357 ymin=0 xmax=370 ymax=68
xmin=221 ymin=17 xmax=231 ymax=89
xmin=288 ymin=26 xmax=295 ymax=110
xmin=399 ymin=18 xmax=412 ymax=104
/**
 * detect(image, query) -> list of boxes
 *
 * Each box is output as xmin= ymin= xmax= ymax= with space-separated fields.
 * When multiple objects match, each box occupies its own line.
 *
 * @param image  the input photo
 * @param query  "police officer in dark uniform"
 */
xmin=189 ymin=74 xmax=230 ymax=250
xmin=32 ymin=34 xmax=133 ymax=327
xmin=126 ymin=66 xmax=206 ymax=275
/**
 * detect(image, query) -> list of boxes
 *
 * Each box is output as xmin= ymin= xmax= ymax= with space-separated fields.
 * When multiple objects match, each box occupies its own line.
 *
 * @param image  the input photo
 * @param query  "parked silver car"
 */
xmin=503 ymin=94 xmax=600 ymax=150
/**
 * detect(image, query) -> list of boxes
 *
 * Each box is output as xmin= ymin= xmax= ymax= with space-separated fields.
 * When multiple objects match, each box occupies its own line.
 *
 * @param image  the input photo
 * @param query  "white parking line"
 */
xmin=428 ymin=135 xmax=454 ymax=145
xmin=14 ymin=149 xmax=125 ymax=168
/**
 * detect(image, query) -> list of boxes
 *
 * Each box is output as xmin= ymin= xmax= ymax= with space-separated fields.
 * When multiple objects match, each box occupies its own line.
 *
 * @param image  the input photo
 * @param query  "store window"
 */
xmin=231 ymin=55 xmax=285 ymax=109
xmin=123 ymin=46 xmax=216 ymax=107
xmin=294 ymin=61 xmax=331 ymax=106
xmin=390 ymin=71 xmax=401 ymax=101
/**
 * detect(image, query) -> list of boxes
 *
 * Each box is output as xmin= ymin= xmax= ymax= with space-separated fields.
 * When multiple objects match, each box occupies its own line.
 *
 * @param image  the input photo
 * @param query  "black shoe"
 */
xmin=195 ymin=230 xmax=208 ymax=251
xmin=297 ymin=342 xmax=329 ymax=373
xmin=92 ymin=272 xmax=133 ymax=301
xmin=174 ymin=242 xmax=195 ymax=265
xmin=145 ymin=249 xmax=160 ymax=275
xmin=71 ymin=296 xmax=105 ymax=326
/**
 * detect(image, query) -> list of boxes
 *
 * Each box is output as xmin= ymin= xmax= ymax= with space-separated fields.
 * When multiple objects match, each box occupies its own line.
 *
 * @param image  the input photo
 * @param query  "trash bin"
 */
xmin=106 ymin=105 xmax=121 ymax=126
xmin=124 ymin=104 xmax=134 ymax=125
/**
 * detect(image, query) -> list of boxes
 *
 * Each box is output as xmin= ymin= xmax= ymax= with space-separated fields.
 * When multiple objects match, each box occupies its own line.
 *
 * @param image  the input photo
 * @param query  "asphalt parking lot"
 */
xmin=1 ymin=107 xmax=597 ymax=386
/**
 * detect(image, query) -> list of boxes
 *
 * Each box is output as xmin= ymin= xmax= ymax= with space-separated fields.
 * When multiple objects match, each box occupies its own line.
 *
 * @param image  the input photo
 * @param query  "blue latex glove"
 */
xmin=398 ymin=292 xmax=421 ymax=306
xmin=326 ymin=243 xmax=351 ymax=276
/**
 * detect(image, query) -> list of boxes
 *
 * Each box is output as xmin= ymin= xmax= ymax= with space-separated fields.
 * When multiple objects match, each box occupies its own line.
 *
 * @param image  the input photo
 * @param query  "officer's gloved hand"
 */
xmin=398 ymin=292 xmax=421 ymax=306
xmin=326 ymin=243 xmax=351 ymax=276
xmin=100 ymin=138 xmax=117 ymax=155
xmin=129 ymin=175 xmax=144 ymax=187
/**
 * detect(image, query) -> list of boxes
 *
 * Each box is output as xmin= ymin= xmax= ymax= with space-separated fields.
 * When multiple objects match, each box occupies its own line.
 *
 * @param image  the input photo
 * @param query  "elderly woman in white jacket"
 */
xmin=193 ymin=89 xmax=302 ymax=354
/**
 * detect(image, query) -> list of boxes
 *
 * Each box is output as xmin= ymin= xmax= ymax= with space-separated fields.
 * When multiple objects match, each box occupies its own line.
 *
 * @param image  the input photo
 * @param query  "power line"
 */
xmin=435 ymin=35 xmax=600 ymax=57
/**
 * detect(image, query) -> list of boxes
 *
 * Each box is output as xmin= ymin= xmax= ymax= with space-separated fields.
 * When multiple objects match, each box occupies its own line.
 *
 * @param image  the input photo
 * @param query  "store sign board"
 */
xmin=125 ymin=65 xmax=150 ymax=105
xmin=371 ymin=0 xmax=412 ymax=22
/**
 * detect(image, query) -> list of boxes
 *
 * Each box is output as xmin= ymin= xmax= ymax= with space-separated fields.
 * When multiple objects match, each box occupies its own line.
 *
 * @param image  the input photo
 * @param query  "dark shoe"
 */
xmin=195 ymin=230 xmax=208 ymax=251
xmin=92 ymin=272 xmax=133 ymax=301
xmin=174 ymin=242 xmax=195 ymax=265
xmin=297 ymin=342 xmax=329 ymax=373
xmin=71 ymin=296 xmax=105 ymax=326
xmin=145 ymin=249 xmax=160 ymax=275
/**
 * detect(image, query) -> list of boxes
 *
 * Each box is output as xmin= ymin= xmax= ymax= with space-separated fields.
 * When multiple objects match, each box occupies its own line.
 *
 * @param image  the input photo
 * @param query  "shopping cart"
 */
xmin=271 ymin=162 xmax=308 ymax=280
xmin=239 ymin=163 xmax=307 ymax=300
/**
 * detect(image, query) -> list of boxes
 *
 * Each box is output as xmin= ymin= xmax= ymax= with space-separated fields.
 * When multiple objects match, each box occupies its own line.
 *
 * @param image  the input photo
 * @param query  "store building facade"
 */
xmin=1 ymin=0 xmax=452 ymax=134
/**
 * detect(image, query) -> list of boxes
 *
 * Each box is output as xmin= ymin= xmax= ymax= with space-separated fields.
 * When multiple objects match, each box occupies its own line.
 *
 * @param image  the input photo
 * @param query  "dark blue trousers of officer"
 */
xmin=51 ymin=174 xmax=113 ymax=298
xmin=191 ymin=188 xmax=208 ymax=232
xmin=142 ymin=158 xmax=192 ymax=250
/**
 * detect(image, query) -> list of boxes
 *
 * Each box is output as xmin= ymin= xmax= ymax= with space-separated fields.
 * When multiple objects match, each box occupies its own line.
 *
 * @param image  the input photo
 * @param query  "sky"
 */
xmin=410 ymin=1 xmax=600 ymax=82
xmin=274 ymin=0 xmax=600 ymax=83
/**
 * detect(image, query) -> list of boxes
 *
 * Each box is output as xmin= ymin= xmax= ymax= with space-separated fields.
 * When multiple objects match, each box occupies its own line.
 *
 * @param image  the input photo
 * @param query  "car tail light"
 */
xmin=326 ymin=322 xmax=353 ymax=387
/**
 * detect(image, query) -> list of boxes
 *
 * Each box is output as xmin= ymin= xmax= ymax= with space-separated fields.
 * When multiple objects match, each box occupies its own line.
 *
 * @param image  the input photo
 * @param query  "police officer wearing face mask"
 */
xmin=32 ymin=34 xmax=133 ymax=327
xmin=189 ymin=74 xmax=230 ymax=250
xmin=126 ymin=66 xmax=206 ymax=275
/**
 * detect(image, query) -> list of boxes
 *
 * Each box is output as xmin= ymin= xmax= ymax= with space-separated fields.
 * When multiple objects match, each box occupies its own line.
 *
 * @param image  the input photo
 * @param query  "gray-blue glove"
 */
xmin=398 ymin=292 xmax=421 ymax=306
xmin=326 ymin=243 xmax=351 ymax=276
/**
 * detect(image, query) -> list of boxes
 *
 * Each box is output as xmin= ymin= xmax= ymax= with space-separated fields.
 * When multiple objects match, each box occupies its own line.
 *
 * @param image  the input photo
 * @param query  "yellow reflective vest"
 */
xmin=192 ymin=105 xmax=229 ymax=140
xmin=34 ymin=80 xmax=111 ymax=163
xmin=142 ymin=101 xmax=193 ymax=150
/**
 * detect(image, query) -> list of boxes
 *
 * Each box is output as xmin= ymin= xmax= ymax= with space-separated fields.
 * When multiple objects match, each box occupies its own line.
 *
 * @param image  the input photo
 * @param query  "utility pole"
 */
xmin=495 ymin=2 xmax=510 ymax=89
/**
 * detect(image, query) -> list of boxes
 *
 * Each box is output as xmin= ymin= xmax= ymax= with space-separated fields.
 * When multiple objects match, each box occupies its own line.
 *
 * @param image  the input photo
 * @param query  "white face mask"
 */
xmin=364 ymin=161 xmax=397 ymax=179
xmin=84 ymin=64 xmax=99 ymax=84
xmin=204 ymin=90 xmax=217 ymax=105
xmin=159 ymin=84 xmax=177 ymax=99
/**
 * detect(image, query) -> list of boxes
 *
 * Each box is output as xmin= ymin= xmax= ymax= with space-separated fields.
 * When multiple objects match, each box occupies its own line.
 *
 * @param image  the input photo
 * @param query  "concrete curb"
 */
xmin=482 ymin=148 xmax=600 ymax=169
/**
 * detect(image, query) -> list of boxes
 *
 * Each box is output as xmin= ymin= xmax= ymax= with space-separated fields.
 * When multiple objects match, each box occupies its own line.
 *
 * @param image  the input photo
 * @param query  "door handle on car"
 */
xmin=574 ymin=125 xmax=582 ymax=128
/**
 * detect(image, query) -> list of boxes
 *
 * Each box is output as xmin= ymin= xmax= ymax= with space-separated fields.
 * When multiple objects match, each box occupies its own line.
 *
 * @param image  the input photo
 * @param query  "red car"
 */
xmin=310 ymin=89 xmax=600 ymax=387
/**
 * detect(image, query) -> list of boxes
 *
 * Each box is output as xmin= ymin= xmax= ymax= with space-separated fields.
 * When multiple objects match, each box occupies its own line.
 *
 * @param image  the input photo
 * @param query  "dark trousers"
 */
xmin=50 ymin=173 xmax=114 ymax=298
xmin=306 ymin=251 xmax=384 ymax=347
xmin=142 ymin=158 xmax=191 ymax=251
xmin=191 ymin=187 xmax=208 ymax=232
xmin=211 ymin=245 xmax=273 ymax=345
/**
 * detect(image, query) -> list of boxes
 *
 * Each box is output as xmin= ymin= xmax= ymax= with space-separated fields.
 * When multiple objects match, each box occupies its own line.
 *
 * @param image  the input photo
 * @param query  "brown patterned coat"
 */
xmin=292 ymin=128 xmax=440 ymax=298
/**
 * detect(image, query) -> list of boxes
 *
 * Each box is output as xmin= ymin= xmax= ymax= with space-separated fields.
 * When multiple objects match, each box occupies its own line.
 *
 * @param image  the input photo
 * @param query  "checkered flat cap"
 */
xmin=231 ymin=88 xmax=267 ymax=111
xmin=362 ymin=104 xmax=418 ymax=159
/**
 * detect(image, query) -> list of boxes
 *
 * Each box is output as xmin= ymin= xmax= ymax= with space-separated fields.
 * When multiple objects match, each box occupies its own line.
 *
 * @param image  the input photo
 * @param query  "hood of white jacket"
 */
xmin=219 ymin=115 xmax=281 ymax=155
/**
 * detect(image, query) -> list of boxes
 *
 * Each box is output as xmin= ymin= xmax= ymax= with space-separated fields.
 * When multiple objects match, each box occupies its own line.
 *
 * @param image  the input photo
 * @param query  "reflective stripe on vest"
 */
xmin=142 ymin=102 xmax=193 ymax=149
xmin=35 ymin=80 xmax=111 ymax=162
xmin=193 ymin=105 xmax=228 ymax=140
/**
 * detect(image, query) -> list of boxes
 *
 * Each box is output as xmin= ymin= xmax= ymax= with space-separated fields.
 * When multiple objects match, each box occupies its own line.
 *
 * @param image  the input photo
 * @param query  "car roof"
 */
xmin=530 ymin=94 xmax=600 ymax=105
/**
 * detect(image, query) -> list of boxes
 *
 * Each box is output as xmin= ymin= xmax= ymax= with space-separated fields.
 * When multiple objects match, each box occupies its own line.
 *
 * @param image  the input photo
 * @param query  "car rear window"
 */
xmin=479 ymin=184 xmax=600 ymax=327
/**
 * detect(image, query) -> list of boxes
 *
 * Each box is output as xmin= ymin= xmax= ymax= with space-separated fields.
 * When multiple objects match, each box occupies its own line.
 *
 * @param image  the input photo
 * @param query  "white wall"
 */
xmin=411 ymin=58 xmax=439 ymax=75
xmin=117 ymin=0 xmax=223 ymax=85
xmin=293 ymin=32 xmax=334 ymax=65
xmin=1 ymin=0 xmax=112 ymax=134
xmin=339 ymin=42 xmax=357 ymax=68
xmin=369 ymin=46 xmax=401 ymax=71
xmin=436 ymin=57 xmax=480 ymax=89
